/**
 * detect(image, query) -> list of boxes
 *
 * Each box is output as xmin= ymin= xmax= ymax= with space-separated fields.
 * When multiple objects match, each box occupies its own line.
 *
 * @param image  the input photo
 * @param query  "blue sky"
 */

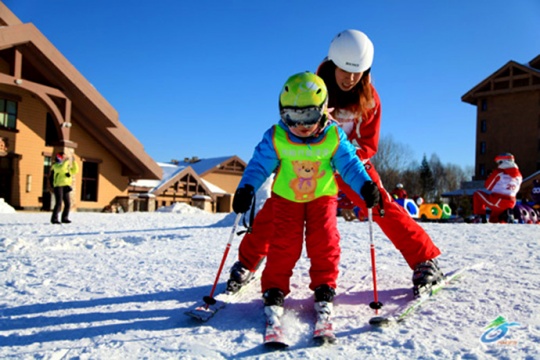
xmin=6 ymin=1 xmax=540 ymax=170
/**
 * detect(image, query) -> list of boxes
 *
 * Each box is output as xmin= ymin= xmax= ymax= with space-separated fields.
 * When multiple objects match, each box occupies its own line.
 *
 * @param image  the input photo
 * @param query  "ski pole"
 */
xmin=203 ymin=213 xmax=242 ymax=308
xmin=368 ymin=207 xmax=383 ymax=314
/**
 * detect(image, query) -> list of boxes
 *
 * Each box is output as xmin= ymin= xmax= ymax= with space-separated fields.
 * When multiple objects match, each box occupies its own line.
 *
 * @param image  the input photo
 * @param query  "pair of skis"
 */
xmin=263 ymin=265 xmax=472 ymax=349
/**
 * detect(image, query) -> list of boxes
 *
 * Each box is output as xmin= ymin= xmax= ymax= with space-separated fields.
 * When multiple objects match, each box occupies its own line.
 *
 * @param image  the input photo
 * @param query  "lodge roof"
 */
xmin=462 ymin=55 xmax=540 ymax=105
xmin=131 ymin=155 xmax=246 ymax=196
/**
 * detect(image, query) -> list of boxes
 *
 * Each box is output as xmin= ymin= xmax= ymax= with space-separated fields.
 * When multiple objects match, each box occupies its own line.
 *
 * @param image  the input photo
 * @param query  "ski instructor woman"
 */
xmin=229 ymin=29 xmax=444 ymax=297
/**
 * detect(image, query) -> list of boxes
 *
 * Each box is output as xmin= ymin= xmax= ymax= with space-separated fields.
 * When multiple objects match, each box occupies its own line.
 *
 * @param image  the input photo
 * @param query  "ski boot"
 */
xmin=313 ymin=285 xmax=336 ymax=344
xmin=263 ymin=288 xmax=285 ymax=307
xmin=226 ymin=261 xmax=253 ymax=293
xmin=263 ymin=288 xmax=285 ymax=327
xmin=314 ymin=285 xmax=335 ymax=320
xmin=498 ymin=209 xmax=515 ymax=224
xmin=263 ymin=288 xmax=287 ymax=348
xmin=412 ymin=259 xmax=444 ymax=297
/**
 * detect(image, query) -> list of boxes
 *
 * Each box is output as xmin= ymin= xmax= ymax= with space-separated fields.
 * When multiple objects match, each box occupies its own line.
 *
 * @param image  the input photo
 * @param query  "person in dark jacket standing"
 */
xmin=49 ymin=152 xmax=79 ymax=224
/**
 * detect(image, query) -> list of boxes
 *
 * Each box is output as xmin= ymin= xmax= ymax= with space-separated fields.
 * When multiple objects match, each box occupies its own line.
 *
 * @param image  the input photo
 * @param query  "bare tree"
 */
xmin=371 ymin=135 xmax=415 ymax=190
xmin=368 ymin=135 xmax=474 ymax=214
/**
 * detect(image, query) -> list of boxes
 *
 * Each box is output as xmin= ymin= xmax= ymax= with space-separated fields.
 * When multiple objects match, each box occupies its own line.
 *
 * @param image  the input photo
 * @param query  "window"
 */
xmin=479 ymin=164 xmax=485 ymax=177
xmin=81 ymin=161 xmax=99 ymax=202
xmin=480 ymin=119 xmax=487 ymax=133
xmin=0 ymin=99 xmax=17 ymax=129
xmin=480 ymin=141 xmax=486 ymax=155
xmin=481 ymin=99 xmax=487 ymax=111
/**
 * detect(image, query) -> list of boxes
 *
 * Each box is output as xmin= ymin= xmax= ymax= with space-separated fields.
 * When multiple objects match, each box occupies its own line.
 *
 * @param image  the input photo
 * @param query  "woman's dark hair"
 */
xmin=317 ymin=60 xmax=374 ymax=118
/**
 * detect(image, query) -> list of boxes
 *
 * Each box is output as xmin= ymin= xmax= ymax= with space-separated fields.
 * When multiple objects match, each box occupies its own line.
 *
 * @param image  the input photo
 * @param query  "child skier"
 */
xmin=232 ymin=72 xmax=379 ymax=339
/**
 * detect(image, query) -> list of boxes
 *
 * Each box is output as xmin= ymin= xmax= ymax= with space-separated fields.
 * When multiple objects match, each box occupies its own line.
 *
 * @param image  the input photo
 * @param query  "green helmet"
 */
xmin=279 ymin=72 xmax=328 ymax=128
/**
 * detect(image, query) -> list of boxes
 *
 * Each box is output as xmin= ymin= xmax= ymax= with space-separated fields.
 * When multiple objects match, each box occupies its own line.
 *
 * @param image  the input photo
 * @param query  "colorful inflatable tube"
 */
xmin=395 ymin=198 xmax=419 ymax=218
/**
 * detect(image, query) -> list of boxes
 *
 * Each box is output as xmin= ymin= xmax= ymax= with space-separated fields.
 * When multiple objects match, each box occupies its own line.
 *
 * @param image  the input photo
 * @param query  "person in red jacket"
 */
xmin=229 ymin=29 xmax=443 ymax=297
xmin=391 ymin=183 xmax=408 ymax=200
xmin=473 ymin=153 xmax=522 ymax=223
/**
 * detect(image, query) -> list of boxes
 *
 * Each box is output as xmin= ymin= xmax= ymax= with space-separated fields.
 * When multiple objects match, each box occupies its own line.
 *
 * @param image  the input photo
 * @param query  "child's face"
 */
xmin=289 ymin=123 xmax=321 ymax=138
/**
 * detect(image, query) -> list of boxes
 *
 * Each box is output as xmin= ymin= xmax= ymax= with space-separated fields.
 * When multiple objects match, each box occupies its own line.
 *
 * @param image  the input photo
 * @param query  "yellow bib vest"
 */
xmin=272 ymin=125 xmax=339 ymax=203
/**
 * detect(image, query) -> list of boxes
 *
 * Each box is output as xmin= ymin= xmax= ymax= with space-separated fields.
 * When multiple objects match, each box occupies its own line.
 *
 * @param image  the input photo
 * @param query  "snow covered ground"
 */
xmin=1 ymin=200 xmax=539 ymax=359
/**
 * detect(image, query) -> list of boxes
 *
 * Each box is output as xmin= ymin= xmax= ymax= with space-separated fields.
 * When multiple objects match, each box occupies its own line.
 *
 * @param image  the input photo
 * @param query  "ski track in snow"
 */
xmin=1 ymin=208 xmax=539 ymax=359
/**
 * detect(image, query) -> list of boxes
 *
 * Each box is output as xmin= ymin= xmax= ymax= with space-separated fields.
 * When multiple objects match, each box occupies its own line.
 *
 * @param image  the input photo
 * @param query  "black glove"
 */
xmin=233 ymin=185 xmax=255 ymax=214
xmin=361 ymin=181 xmax=380 ymax=208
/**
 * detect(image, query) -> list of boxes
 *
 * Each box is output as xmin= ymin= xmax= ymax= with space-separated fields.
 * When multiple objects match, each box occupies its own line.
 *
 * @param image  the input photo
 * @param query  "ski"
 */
xmin=313 ymin=301 xmax=336 ymax=345
xmin=263 ymin=305 xmax=289 ymax=349
xmin=369 ymin=264 xmax=481 ymax=327
xmin=185 ymin=271 xmax=260 ymax=322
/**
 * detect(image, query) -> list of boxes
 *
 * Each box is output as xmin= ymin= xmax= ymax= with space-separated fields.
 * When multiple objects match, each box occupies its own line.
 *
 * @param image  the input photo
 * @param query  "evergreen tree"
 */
xmin=419 ymin=155 xmax=436 ymax=202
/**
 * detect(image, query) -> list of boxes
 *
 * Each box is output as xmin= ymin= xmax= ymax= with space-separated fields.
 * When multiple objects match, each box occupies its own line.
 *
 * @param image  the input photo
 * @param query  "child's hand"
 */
xmin=233 ymin=185 xmax=255 ymax=214
xmin=361 ymin=181 xmax=380 ymax=208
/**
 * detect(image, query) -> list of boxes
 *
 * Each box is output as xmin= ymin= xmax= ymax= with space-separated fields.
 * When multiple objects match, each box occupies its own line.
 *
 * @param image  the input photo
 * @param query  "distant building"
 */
xmin=444 ymin=54 xmax=540 ymax=207
xmin=462 ymin=54 xmax=540 ymax=181
xmin=0 ymin=3 xmax=161 ymax=211
xmin=128 ymin=156 xmax=246 ymax=213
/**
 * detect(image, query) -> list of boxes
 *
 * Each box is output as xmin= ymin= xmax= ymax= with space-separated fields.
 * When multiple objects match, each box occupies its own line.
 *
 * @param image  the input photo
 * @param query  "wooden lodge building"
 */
xmin=129 ymin=156 xmax=246 ymax=213
xmin=0 ymin=3 xmax=247 ymax=214
xmin=461 ymin=54 xmax=540 ymax=199
xmin=444 ymin=54 xmax=540 ymax=204
xmin=462 ymin=54 xmax=540 ymax=182
xmin=0 ymin=3 xmax=164 ymax=212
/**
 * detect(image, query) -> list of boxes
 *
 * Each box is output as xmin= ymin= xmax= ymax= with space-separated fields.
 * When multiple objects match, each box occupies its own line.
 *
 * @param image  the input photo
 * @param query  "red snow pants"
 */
xmin=473 ymin=190 xmax=516 ymax=223
xmin=259 ymin=194 xmax=340 ymax=296
xmin=335 ymin=160 xmax=441 ymax=269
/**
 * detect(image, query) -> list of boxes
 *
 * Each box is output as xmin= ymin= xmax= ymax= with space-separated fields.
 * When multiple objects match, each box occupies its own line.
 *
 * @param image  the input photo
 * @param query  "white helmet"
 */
xmin=328 ymin=29 xmax=374 ymax=73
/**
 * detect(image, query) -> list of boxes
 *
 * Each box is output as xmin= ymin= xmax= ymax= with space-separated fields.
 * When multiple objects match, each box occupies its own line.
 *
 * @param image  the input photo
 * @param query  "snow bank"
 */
xmin=155 ymin=202 xmax=207 ymax=214
xmin=0 ymin=198 xmax=15 ymax=213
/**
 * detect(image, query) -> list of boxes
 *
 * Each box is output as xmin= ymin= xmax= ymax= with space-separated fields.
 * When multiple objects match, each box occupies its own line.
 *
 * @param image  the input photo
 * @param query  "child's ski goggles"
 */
xmin=280 ymin=106 xmax=324 ymax=128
